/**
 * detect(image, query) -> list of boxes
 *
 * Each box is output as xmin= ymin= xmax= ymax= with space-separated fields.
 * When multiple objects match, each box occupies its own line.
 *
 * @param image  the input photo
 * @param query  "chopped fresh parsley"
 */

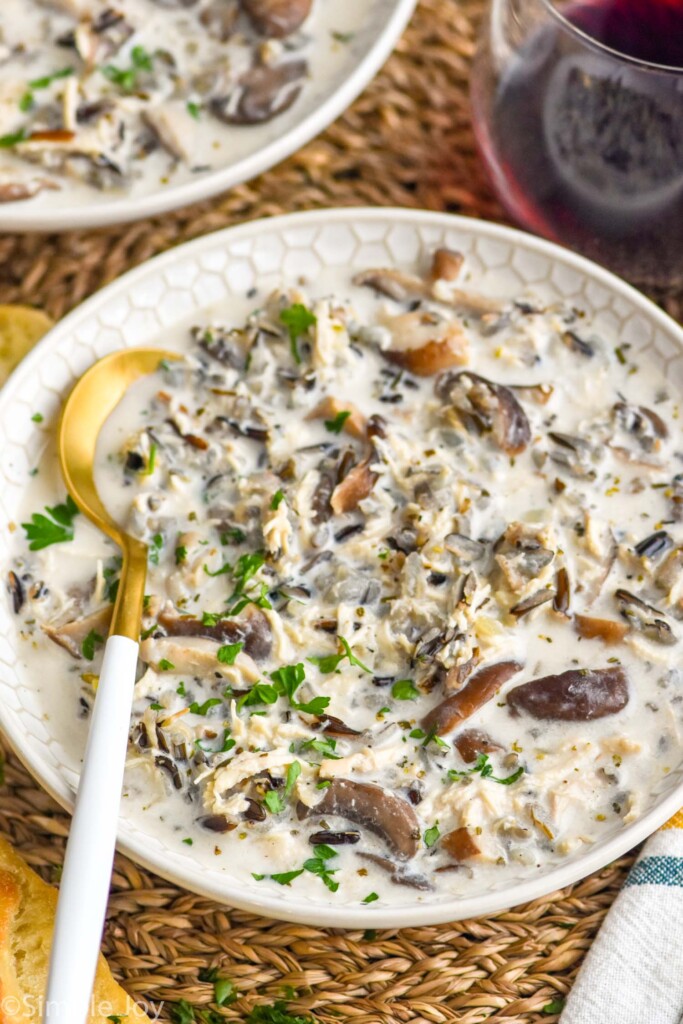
xmin=447 ymin=753 xmax=525 ymax=786
xmin=217 ymin=642 xmax=243 ymax=665
xmin=182 ymin=837 xmax=193 ymax=845
xmin=270 ymin=662 xmax=305 ymax=701
xmin=106 ymin=1016 xmax=127 ymax=1024
xmin=409 ymin=727 xmax=426 ymax=739
xmin=296 ymin=736 xmax=339 ymax=760
xmin=81 ymin=629 xmax=104 ymax=662
xmin=158 ymin=658 xmax=175 ymax=671
xmin=423 ymin=822 xmax=440 ymax=848
xmin=20 ymin=65 xmax=74 ymax=111
xmin=146 ymin=442 xmax=157 ymax=475
xmin=204 ymin=561 xmax=232 ymax=577
xmin=0 ymin=129 xmax=28 ymax=148
xmin=202 ymin=611 xmax=222 ymax=627
xmin=177 ymin=682 xmax=186 ymax=696
xmin=307 ymin=635 xmax=371 ymax=674
xmin=188 ymin=697 xmax=222 ymax=716
xmin=324 ymin=410 xmax=351 ymax=434
xmin=186 ymin=100 xmax=201 ymax=120
xmin=271 ymin=488 xmax=285 ymax=510
xmin=22 ymin=495 xmax=79 ymax=551
xmin=268 ymin=869 xmax=304 ymax=886
xmin=302 ymin=843 xmax=339 ymax=892
xmin=245 ymin=1001 xmax=315 ymax=1024
xmin=196 ymin=729 xmax=235 ymax=754
xmin=362 ymin=892 xmax=379 ymax=904
xmin=102 ymin=45 xmax=154 ymax=92
xmin=31 ymin=412 xmax=44 ymax=423
xmin=236 ymin=682 xmax=279 ymax=711
xmin=279 ymin=303 xmax=317 ymax=364
xmin=175 ymin=545 xmax=187 ymax=565
xmin=542 ymin=999 xmax=566 ymax=1015
xmin=150 ymin=702 xmax=163 ymax=711
xmin=264 ymin=761 xmax=301 ymax=814
xmin=148 ymin=532 xmax=163 ymax=565
xmin=391 ymin=678 xmax=419 ymax=701
xmin=221 ymin=527 xmax=246 ymax=545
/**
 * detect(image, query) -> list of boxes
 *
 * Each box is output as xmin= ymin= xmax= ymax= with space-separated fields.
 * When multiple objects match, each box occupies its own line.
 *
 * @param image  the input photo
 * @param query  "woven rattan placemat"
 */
xmin=1 ymin=0 xmax=680 ymax=1020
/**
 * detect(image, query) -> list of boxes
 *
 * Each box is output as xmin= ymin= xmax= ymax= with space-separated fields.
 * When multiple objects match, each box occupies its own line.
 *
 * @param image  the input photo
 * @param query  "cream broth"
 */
xmin=9 ymin=249 xmax=683 ymax=906
xmin=0 ymin=0 xmax=363 ymax=205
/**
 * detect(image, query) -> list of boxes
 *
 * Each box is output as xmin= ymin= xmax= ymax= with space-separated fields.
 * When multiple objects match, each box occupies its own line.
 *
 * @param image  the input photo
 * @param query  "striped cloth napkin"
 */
xmin=561 ymin=811 xmax=683 ymax=1024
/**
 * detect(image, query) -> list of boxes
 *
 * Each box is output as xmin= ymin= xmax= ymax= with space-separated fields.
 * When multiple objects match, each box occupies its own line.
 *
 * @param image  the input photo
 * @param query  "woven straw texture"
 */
xmin=1 ymin=0 xmax=681 ymax=1020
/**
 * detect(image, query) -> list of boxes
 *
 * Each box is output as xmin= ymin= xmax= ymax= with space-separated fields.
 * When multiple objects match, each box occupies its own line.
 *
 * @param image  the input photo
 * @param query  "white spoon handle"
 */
xmin=44 ymin=635 xmax=139 ymax=1024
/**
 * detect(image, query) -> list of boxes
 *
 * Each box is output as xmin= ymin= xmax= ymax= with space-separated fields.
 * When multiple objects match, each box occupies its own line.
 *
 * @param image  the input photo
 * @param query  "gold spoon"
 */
xmin=45 ymin=347 xmax=179 ymax=1024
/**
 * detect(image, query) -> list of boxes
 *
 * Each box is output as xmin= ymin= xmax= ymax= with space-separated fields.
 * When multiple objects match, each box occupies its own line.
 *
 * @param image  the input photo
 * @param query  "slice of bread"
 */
xmin=0 ymin=836 xmax=151 ymax=1023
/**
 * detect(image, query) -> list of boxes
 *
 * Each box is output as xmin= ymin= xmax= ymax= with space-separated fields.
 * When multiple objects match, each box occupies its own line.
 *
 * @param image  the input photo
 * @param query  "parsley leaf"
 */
xmin=391 ymin=678 xmax=420 ymax=700
xmin=148 ymin=532 xmax=163 ymax=565
xmin=146 ymin=442 xmax=157 ymax=475
xmin=22 ymin=495 xmax=79 ymax=550
xmin=175 ymin=545 xmax=187 ymax=565
xmin=362 ymin=892 xmax=379 ymax=904
xmin=217 ymin=642 xmax=243 ymax=665
xmin=106 ymin=1016 xmax=127 ymax=1024
xmin=269 ymin=869 xmax=304 ymax=885
xmin=279 ymin=303 xmax=317 ymax=364
xmin=186 ymin=100 xmax=201 ymax=120
xmin=102 ymin=45 xmax=154 ymax=92
xmin=245 ymin=1001 xmax=315 ymax=1024
xmin=266 ymin=760 xmax=302 ymax=814
xmin=307 ymin=635 xmax=371 ymax=675
xmin=188 ymin=697 xmax=222 ymax=716
xmin=204 ymin=561 xmax=232 ymax=577
xmin=324 ymin=410 xmax=351 ymax=434
xmin=0 ymin=129 xmax=28 ymax=148
xmin=221 ymin=527 xmax=246 ymax=545
xmin=81 ymin=630 xmax=104 ymax=662
xmin=447 ymin=753 xmax=525 ymax=786
xmin=296 ymin=736 xmax=339 ymax=759
xmin=158 ymin=658 xmax=175 ymax=671
xmin=424 ymin=822 xmax=440 ymax=848
xmin=236 ymin=682 xmax=279 ymax=711
xmin=292 ymin=695 xmax=330 ymax=715
xmin=271 ymin=488 xmax=285 ymax=510
xmin=303 ymin=844 xmax=339 ymax=892
xmin=270 ymin=663 xmax=305 ymax=701
xmin=20 ymin=66 xmax=74 ymax=111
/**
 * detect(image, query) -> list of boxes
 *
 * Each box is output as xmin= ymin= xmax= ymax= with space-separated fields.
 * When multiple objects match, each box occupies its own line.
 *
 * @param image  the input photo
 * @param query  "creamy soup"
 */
xmin=8 ymin=248 xmax=683 ymax=906
xmin=0 ymin=0 xmax=362 ymax=204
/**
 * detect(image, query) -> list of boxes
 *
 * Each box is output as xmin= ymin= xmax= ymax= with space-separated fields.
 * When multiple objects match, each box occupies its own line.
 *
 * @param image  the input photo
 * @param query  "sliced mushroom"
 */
xmin=211 ymin=60 xmax=307 ymax=125
xmin=158 ymin=605 xmax=272 ymax=660
xmin=435 ymin=371 xmax=531 ymax=455
xmin=574 ymin=614 xmax=629 ymax=644
xmin=43 ymin=605 xmax=113 ymax=659
xmin=614 ymin=589 xmax=677 ymax=645
xmin=200 ymin=0 xmax=240 ymax=40
xmin=352 ymin=267 xmax=427 ymax=302
xmin=358 ymin=852 xmax=432 ymax=890
xmin=429 ymin=248 xmax=464 ymax=283
xmin=0 ymin=179 xmax=59 ymax=203
xmin=613 ymin=402 xmax=668 ymax=451
xmin=241 ymin=0 xmax=312 ymax=36
xmin=422 ymin=661 xmax=524 ymax=736
xmin=379 ymin=310 xmax=469 ymax=377
xmin=330 ymin=457 xmax=377 ymax=515
xmin=441 ymin=827 xmax=481 ymax=861
xmin=511 ymin=382 xmax=554 ymax=406
xmin=445 ymin=656 xmax=480 ymax=692
xmin=300 ymin=779 xmax=420 ymax=860
xmin=453 ymin=729 xmax=502 ymax=763
xmin=143 ymin=105 xmax=196 ymax=163
xmin=552 ymin=567 xmax=571 ymax=615
xmin=507 ymin=666 xmax=629 ymax=721
xmin=305 ymin=396 xmax=367 ymax=440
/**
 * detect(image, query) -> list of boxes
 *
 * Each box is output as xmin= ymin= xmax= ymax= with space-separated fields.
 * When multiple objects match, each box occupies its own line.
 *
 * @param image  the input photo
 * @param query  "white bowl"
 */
xmin=0 ymin=0 xmax=415 ymax=232
xmin=1 ymin=209 xmax=682 ymax=926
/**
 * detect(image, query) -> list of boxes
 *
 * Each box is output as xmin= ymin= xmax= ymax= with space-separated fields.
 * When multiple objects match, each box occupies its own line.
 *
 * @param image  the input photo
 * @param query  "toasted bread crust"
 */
xmin=0 ymin=837 xmax=151 ymax=1023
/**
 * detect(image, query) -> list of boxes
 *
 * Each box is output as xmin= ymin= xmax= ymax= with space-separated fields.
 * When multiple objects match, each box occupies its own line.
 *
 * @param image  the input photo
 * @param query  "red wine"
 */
xmin=567 ymin=0 xmax=683 ymax=68
xmin=473 ymin=0 xmax=683 ymax=283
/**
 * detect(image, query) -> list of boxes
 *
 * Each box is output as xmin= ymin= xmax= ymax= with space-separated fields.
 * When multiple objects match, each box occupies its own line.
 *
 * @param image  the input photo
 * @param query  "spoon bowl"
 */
xmin=46 ymin=347 xmax=179 ymax=1024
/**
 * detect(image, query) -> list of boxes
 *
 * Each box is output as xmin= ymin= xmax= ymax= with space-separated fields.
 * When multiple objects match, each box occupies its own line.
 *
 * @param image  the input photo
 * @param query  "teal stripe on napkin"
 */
xmin=624 ymin=855 xmax=683 ymax=888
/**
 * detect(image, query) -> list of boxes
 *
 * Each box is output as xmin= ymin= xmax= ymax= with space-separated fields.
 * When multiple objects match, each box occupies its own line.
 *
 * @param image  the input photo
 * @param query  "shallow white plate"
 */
xmin=0 ymin=0 xmax=415 ymax=233
xmin=1 ymin=209 xmax=682 ymax=927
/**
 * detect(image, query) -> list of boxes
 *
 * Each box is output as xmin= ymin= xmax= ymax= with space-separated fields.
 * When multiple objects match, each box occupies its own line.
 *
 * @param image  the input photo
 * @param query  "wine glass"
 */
xmin=471 ymin=0 xmax=683 ymax=286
